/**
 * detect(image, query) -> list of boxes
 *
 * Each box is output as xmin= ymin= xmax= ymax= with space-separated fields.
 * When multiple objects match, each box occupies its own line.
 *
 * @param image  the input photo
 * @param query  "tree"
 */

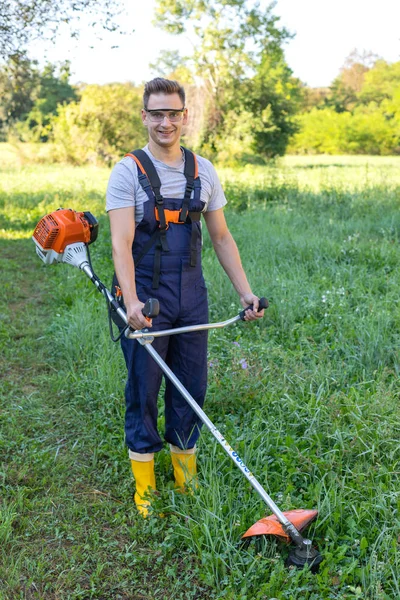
xmin=358 ymin=60 xmax=400 ymax=105
xmin=328 ymin=49 xmax=379 ymax=112
xmin=247 ymin=50 xmax=303 ymax=157
xmin=17 ymin=61 xmax=77 ymax=141
xmin=0 ymin=55 xmax=76 ymax=140
xmin=300 ymin=86 xmax=330 ymax=112
xmin=149 ymin=50 xmax=194 ymax=84
xmin=0 ymin=54 xmax=39 ymax=138
xmin=153 ymin=0 xmax=298 ymax=159
xmin=1 ymin=0 xmax=124 ymax=59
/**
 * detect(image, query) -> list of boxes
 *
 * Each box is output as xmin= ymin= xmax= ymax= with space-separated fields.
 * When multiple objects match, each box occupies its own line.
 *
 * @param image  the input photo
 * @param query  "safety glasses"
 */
xmin=144 ymin=108 xmax=186 ymax=123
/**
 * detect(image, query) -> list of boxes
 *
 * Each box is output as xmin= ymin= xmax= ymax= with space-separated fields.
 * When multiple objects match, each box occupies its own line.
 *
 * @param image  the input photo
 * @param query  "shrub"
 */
xmin=51 ymin=83 xmax=147 ymax=165
xmin=288 ymin=106 xmax=399 ymax=155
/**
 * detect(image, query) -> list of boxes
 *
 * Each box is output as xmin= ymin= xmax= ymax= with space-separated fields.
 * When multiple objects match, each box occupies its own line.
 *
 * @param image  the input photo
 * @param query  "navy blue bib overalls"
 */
xmin=119 ymin=149 xmax=209 ymax=454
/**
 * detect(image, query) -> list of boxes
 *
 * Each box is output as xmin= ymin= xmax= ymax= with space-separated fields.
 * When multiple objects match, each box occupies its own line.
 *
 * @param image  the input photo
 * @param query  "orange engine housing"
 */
xmin=32 ymin=209 xmax=92 ymax=254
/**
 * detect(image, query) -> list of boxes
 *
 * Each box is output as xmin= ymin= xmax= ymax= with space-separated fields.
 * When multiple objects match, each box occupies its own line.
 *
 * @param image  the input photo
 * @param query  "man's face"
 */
xmin=142 ymin=92 xmax=188 ymax=148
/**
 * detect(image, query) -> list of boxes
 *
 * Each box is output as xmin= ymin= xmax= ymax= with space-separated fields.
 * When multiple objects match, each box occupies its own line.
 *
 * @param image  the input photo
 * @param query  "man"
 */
xmin=106 ymin=77 xmax=264 ymax=516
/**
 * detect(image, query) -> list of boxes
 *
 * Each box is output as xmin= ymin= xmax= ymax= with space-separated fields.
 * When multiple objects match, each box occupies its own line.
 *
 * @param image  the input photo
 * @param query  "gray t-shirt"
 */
xmin=106 ymin=145 xmax=227 ymax=222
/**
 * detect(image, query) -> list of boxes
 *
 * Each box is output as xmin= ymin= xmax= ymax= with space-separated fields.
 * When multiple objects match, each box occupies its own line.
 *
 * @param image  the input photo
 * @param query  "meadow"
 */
xmin=1 ymin=147 xmax=400 ymax=599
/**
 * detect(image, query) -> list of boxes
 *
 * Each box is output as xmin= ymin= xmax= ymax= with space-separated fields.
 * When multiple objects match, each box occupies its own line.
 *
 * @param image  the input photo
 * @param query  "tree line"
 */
xmin=1 ymin=4 xmax=399 ymax=164
xmin=289 ymin=51 xmax=400 ymax=155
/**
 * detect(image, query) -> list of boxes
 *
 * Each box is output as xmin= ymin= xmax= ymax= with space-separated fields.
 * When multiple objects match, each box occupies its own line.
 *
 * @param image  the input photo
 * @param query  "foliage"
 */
xmin=247 ymin=52 xmax=303 ymax=158
xmin=345 ymin=104 xmax=400 ymax=154
xmin=300 ymin=86 xmax=330 ymax=112
xmin=17 ymin=62 xmax=77 ymax=142
xmin=287 ymin=109 xmax=347 ymax=155
xmin=210 ymin=109 xmax=259 ymax=166
xmin=328 ymin=64 xmax=369 ymax=113
xmin=154 ymin=0 xmax=301 ymax=160
xmin=0 ymin=55 xmax=76 ymax=141
xmin=50 ymin=83 xmax=147 ymax=164
xmin=293 ymin=57 xmax=400 ymax=155
xmin=358 ymin=60 xmax=400 ymax=105
xmin=149 ymin=50 xmax=195 ymax=84
xmin=0 ymin=0 xmax=123 ymax=59
xmin=288 ymin=106 xmax=399 ymax=155
xmin=1 ymin=155 xmax=400 ymax=597
xmin=326 ymin=50 xmax=378 ymax=113
xmin=210 ymin=52 xmax=303 ymax=163
xmin=0 ymin=54 xmax=39 ymax=139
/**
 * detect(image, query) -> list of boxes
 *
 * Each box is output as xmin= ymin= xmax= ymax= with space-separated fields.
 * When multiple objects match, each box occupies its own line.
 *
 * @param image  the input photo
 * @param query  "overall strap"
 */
xmin=181 ymin=147 xmax=198 ymax=222
xmin=182 ymin=147 xmax=201 ymax=267
xmin=126 ymin=149 xmax=169 ymax=252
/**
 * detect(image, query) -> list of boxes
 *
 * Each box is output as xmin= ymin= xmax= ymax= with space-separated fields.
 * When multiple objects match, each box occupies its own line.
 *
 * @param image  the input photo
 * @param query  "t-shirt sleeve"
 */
xmin=106 ymin=161 xmax=136 ymax=212
xmin=199 ymin=158 xmax=227 ymax=212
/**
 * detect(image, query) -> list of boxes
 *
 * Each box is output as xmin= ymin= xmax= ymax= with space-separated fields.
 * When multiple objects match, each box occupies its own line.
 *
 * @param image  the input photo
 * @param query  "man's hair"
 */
xmin=143 ymin=78 xmax=185 ymax=109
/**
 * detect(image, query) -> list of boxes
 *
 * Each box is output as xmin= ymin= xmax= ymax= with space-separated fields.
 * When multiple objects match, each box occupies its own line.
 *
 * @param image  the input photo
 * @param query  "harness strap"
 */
xmin=181 ymin=148 xmax=199 ymax=267
xmin=181 ymin=148 xmax=197 ymax=222
xmin=125 ymin=150 xmax=169 ymax=252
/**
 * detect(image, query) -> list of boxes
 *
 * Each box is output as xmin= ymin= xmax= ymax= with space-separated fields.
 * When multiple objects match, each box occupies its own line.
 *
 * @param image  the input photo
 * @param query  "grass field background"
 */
xmin=1 ymin=146 xmax=400 ymax=599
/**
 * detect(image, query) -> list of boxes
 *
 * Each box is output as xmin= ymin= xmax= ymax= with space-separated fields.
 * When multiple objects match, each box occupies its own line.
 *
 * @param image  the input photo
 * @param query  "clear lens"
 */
xmin=146 ymin=110 xmax=185 ymax=123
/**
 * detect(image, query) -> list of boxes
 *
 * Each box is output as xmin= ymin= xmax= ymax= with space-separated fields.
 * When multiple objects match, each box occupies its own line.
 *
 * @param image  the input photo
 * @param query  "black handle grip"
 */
xmin=239 ymin=296 xmax=269 ymax=321
xmin=142 ymin=298 xmax=160 ymax=319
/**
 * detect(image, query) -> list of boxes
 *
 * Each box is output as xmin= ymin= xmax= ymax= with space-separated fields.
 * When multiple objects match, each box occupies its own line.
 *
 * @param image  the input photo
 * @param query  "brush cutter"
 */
xmin=32 ymin=208 xmax=323 ymax=572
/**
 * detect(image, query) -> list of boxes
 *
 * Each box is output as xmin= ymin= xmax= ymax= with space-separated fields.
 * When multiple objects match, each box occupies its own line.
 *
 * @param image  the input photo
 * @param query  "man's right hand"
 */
xmin=126 ymin=300 xmax=152 ymax=330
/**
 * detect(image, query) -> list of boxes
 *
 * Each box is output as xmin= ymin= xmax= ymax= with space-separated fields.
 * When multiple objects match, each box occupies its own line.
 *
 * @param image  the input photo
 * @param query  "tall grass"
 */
xmin=1 ymin=150 xmax=400 ymax=598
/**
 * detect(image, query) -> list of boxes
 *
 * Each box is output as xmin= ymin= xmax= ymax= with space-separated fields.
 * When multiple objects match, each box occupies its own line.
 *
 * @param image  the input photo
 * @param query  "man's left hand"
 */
xmin=240 ymin=293 xmax=265 ymax=321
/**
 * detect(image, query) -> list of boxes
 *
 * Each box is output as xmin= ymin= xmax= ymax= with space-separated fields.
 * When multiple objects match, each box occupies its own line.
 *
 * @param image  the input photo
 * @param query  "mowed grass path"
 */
xmin=1 ymin=151 xmax=400 ymax=599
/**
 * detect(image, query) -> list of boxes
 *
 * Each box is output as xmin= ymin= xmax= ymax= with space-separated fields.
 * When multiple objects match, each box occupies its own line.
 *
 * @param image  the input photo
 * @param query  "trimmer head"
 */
xmin=286 ymin=542 xmax=323 ymax=573
xmin=242 ymin=509 xmax=322 ymax=572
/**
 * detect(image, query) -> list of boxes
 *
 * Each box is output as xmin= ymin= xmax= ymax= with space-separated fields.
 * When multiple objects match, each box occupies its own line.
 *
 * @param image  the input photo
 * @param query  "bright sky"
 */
xmin=30 ymin=0 xmax=400 ymax=88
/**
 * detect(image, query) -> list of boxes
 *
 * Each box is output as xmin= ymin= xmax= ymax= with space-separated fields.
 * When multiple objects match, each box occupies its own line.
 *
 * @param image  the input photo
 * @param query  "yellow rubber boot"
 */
xmin=170 ymin=445 xmax=198 ymax=493
xmin=130 ymin=454 xmax=156 ymax=517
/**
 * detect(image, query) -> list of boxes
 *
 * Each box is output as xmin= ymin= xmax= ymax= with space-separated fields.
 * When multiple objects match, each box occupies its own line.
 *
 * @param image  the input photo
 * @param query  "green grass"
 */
xmin=1 ymin=148 xmax=400 ymax=598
